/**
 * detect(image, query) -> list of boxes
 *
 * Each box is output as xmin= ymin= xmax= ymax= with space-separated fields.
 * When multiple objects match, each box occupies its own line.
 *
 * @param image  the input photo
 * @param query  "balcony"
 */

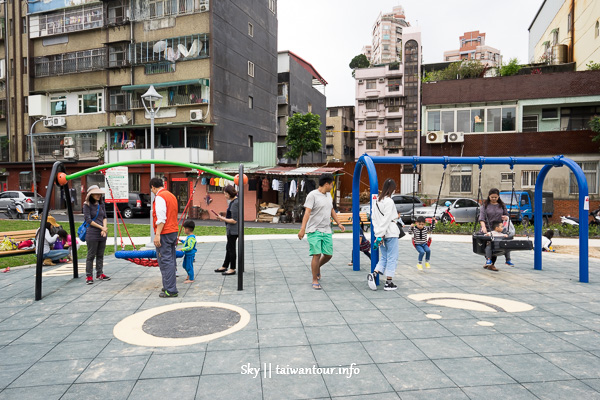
xmin=106 ymin=147 xmax=213 ymax=164
xmin=133 ymin=33 xmax=209 ymax=65
xmin=29 ymin=3 xmax=104 ymax=38
xmin=29 ymin=131 xmax=101 ymax=162
xmin=125 ymin=79 xmax=210 ymax=108
xmin=131 ymin=0 xmax=209 ymax=21
xmin=278 ymin=83 xmax=289 ymax=104
xmin=365 ymin=89 xmax=381 ymax=98
xmin=385 ymin=107 xmax=403 ymax=117
xmin=34 ymin=49 xmax=106 ymax=77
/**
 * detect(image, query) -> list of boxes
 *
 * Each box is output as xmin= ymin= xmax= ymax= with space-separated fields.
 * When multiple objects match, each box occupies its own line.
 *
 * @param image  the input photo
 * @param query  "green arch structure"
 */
xmin=35 ymin=160 xmax=242 ymax=300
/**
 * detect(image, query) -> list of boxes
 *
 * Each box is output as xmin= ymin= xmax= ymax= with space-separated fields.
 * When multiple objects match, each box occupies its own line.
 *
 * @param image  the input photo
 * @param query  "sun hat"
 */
xmin=47 ymin=215 xmax=61 ymax=227
xmin=85 ymin=185 xmax=105 ymax=202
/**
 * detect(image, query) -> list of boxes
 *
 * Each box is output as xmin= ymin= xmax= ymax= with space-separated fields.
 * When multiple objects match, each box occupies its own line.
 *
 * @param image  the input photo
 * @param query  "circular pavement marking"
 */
xmin=477 ymin=321 xmax=495 ymax=327
xmin=408 ymin=293 xmax=534 ymax=313
xmin=113 ymin=302 xmax=250 ymax=347
xmin=425 ymin=314 xmax=442 ymax=320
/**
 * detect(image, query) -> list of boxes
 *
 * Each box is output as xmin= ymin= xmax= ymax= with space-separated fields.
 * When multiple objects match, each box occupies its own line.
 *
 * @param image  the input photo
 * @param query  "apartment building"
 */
xmin=364 ymin=6 xmax=410 ymax=65
xmin=529 ymin=0 xmax=600 ymax=68
xmin=443 ymin=31 xmax=502 ymax=67
xmin=354 ymin=27 xmax=421 ymax=166
xmin=325 ymin=106 xmax=355 ymax=162
xmin=0 ymin=0 xmax=278 ymax=208
xmin=420 ymin=70 xmax=600 ymax=221
xmin=277 ymin=50 xmax=326 ymax=164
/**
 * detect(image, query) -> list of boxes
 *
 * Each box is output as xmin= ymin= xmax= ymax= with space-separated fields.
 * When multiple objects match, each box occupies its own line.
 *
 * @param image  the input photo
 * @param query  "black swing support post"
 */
xmin=237 ymin=163 xmax=244 ymax=291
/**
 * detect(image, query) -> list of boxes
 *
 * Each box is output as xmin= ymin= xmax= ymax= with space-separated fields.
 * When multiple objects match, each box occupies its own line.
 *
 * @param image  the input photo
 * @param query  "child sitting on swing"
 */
xmin=484 ymin=221 xmax=509 ymax=270
xmin=348 ymin=224 xmax=372 ymax=266
xmin=408 ymin=216 xmax=432 ymax=270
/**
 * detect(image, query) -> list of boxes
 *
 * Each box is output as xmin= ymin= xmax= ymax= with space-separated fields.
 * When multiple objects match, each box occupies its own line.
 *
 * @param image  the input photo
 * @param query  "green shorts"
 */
xmin=307 ymin=231 xmax=333 ymax=256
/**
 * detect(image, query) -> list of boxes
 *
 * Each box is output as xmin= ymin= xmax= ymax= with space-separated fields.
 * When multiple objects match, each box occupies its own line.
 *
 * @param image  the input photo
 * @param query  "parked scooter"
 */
xmin=560 ymin=208 xmax=600 ymax=227
xmin=3 ymin=198 xmax=26 ymax=219
xmin=425 ymin=201 xmax=456 ymax=225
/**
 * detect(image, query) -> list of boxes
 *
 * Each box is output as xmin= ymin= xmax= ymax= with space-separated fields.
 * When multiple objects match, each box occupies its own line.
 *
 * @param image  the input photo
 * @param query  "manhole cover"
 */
xmin=113 ymin=302 xmax=250 ymax=347
xmin=143 ymin=307 xmax=241 ymax=338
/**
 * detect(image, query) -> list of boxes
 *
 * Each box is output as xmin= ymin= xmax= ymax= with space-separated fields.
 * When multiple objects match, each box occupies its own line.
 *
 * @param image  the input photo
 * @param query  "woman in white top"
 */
xmin=368 ymin=178 xmax=401 ymax=291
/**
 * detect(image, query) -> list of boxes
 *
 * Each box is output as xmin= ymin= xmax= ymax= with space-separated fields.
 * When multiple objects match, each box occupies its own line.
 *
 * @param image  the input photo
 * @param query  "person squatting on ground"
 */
xmin=56 ymin=229 xmax=80 ymax=263
xmin=479 ymin=188 xmax=514 ymax=271
xmin=348 ymin=226 xmax=372 ymax=266
xmin=368 ymin=178 xmax=400 ymax=291
xmin=180 ymin=219 xmax=197 ymax=283
xmin=409 ymin=216 xmax=432 ymax=270
xmin=36 ymin=221 xmax=70 ymax=266
xmin=298 ymin=173 xmax=345 ymax=290
xmin=150 ymin=177 xmax=179 ymax=297
xmin=83 ymin=185 xmax=110 ymax=284
xmin=542 ymin=229 xmax=555 ymax=252
xmin=214 ymin=185 xmax=239 ymax=276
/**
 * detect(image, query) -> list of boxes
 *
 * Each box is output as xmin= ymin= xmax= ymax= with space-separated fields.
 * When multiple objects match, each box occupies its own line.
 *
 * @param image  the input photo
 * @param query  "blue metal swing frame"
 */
xmin=351 ymin=155 xmax=590 ymax=283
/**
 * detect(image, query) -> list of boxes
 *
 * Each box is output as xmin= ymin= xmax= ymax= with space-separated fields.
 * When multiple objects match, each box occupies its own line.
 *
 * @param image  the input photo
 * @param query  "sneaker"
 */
xmin=485 ymin=259 xmax=493 ymax=265
xmin=505 ymin=261 xmax=515 ymax=267
xmin=367 ymin=273 xmax=377 ymax=291
xmin=86 ymin=277 xmax=93 ymax=285
xmin=417 ymin=263 xmax=423 ymax=270
xmin=425 ymin=262 xmax=431 ymax=269
xmin=96 ymin=274 xmax=111 ymax=281
xmin=384 ymin=280 xmax=398 ymax=291
xmin=159 ymin=290 xmax=178 ymax=298
xmin=59 ymin=259 xmax=68 ymax=263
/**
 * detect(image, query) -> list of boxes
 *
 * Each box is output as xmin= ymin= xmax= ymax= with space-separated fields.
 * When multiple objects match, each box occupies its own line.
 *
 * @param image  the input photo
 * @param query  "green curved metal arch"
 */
xmin=65 ymin=160 xmax=235 ymax=181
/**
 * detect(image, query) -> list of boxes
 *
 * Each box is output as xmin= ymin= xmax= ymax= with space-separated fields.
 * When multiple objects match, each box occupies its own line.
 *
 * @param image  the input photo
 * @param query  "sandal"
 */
xmin=317 ymin=273 xmax=321 ymax=280
xmin=312 ymin=283 xmax=322 ymax=290
xmin=214 ymin=268 xmax=227 ymax=273
xmin=222 ymin=270 xmax=236 ymax=275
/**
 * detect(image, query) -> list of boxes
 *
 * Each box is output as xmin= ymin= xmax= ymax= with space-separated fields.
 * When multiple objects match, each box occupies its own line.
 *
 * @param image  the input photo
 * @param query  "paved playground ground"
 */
xmin=1 ymin=234 xmax=600 ymax=400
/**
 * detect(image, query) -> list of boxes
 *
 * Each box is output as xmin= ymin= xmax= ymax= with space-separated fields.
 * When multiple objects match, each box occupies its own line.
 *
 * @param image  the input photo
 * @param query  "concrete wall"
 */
xmin=211 ymin=0 xmax=278 ymax=163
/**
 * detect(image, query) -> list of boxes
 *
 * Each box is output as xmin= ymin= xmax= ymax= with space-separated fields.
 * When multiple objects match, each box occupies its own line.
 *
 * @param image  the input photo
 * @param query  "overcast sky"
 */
xmin=278 ymin=0 xmax=543 ymax=107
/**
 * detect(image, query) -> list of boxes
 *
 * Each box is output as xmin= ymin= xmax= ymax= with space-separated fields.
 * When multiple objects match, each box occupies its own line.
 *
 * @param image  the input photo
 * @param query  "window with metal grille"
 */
xmin=109 ymin=44 xmax=129 ymax=68
xmin=109 ymin=88 xmax=130 ymax=111
xmin=134 ymin=34 xmax=209 ymax=64
xmin=129 ymin=174 xmax=141 ymax=192
xmin=387 ymin=78 xmax=401 ymax=92
xmin=449 ymin=165 xmax=472 ymax=193
xmin=501 ymin=172 xmax=515 ymax=182
xmin=366 ymin=79 xmax=376 ymax=89
xmin=522 ymin=115 xmax=538 ymax=132
xmin=570 ymin=162 xmax=598 ymax=194
xmin=521 ymin=170 xmax=538 ymax=188
xmin=366 ymin=120 xmax=376 ymax=130
xmin=366 ymin=140 xmax=377 ymax=150
xmin=365 ymin=100 xmax=377 ymax=110
xmin=248 ymin=61 xmax=254 ymax=77
xmin=34 ymin=48 xmax=106 ymax=77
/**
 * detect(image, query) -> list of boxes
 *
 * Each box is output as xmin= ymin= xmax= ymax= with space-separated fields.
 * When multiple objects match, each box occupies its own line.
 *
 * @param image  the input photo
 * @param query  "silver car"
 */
xmin=361 ymin=194 xmax=426 ymax=223
xmin=414 ymin=198 xmax=480 ymax=223
xmin=0 ymin=191 xmax=45 ymax=211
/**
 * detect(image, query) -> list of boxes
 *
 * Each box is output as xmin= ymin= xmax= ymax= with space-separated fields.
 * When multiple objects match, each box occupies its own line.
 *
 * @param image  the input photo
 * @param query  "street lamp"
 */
xmin=29 ymin=117 xmax=47 ymax=214
xmin=141 ymin=85 xmax=163 ymax=246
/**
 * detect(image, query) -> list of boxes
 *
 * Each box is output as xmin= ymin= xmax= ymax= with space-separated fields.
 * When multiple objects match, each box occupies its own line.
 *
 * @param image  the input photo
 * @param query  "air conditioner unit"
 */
xmin=52 ymin=117 xmax=66 ymax=127
xmin=358 ymin=79 xmax=364 ymax=84
xmin=43 ymin=119 xmax=53 ymax=127
xmin=115 ymin=115 xmax=128 ymax=126
xmin=447 ymin=132 xmax=465 ymax=143
xmin=378 ymin=119 xmax=384 ymax=124
xmin=63 ymin=137 xmax=74 ymax=146
xmin=52 ymin=149 xmax=61 ymax=157
xmin=200 ymin=5 xmax=207 ymax=11
xmin=378 ymin=139 xmax=384 ymax=144
xmin=190 ymin=109 xmax=203 ymax=121
xmin=378 ymin=77 xmax=385 ymax=82
xmin=426 ymin=131 xmax=445 ymax=144
xmin=357 ymin=140 xmax=364 ymax=144
xmin=357 ymin=120 xmax=364 ymax=125
xmin=64 ymin=148 xmax=76 ymax=158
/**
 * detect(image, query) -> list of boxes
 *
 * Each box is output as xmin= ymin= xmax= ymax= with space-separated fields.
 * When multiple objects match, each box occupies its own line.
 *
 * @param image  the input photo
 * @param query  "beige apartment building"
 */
xmin=443 ymin=31 xmax=502 ymax=67
xmin=529 ymin=0 xmax=600 ymax=68
xmin=325 ymin=106 xmax=354 ymax=162
xmin=364 ymin=5 xmax=410 ymax=65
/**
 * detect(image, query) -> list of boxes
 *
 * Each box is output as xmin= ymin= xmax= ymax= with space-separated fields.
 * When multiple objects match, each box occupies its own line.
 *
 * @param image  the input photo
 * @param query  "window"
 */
xmin=248 ymin=22 xmax=253 ymax=37
xmin=50 ymin=96 xmax=67 ymax=115
xmin=542 ymin=108 xmax=558 ymax=119
xmin=248 ymin=61 xmax=254 ymax=77
xmin=109 ymin=44 xmax=129 ymax=68
xmin=34 ymin=48 xmax=107 ymax=77
xmin=387 ymin=119 xmax=402 ymax=133
xmin=78 ymin=92 xmax=103 ymax=114
xmin=383 ymin=34 xmax=390 ymax=40
xmin=248 ymin=135 xmax=253 ymax=148
xmin=427 ymin=111 xmax=440 ymax=131
xmin=109 ymin=88 xmax=130 ymax=111
xmin=22 ymin=57 xmax=27 ymax=72
xmin=268 ymin=0 xmax=275 ymax=13
xmin=472 ymin=109 xmax=485 ymax=132
xmin=521 ymin=170 xmax=538 ymax=188
xmin=570 ymin=162 xmax=598 ymax=194
xmin=134 ymin=34 xmax=209 ymax=64
xmin=366 ymin=120 xmax=376 ymax=130
xmin=107 ymin=0 xmax=128 ymax=24
xmin=441 ymin=111 xmax=454 ymax=133
xmin=522 ymin=115 xmax=538 ymax=132
xmin=502 ymin=107 xmax=516 ymax=131
xmin=501 ymin=172 xmax=515 ymax=182
xmin=248 ymin=96 xmax=253 ymax=109
xmin=366 ymin=140 xmax=377 ymax=150
xmin=329 ymin=108 xmax=338 ymax=117
xmin=308 ymin=102 xmax=312 ymax=113
xmin=129 ymin=174 xmax=141 ymax=192
xmin=596 ymin=21 xmax=599 ymax=39
xmin=29 ymin=3 xmax=104 ymax=38
xmin=366 ymin=79 xmax=377 ymax=89
xmin=326 ymin=144 xmax=334 ymax=156
xmin=387 ymin=78 xmax=401 ymax=92
xmin=485 ymin=107 xmax=516 ymax=132
xmin=22 ymin=17 xmax=26 ymax=34
xmin=561 ymin=106 xmax=600 ymax=131
xmin=449 ymin=165 xmax=472 ymax=193
xmin=365 ymin=100 xmax=377 ymax=110
xmin=568 ymin=13 xmax=572 ymax=33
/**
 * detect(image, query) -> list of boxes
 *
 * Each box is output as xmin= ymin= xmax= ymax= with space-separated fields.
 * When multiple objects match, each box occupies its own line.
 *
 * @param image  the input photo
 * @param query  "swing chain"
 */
xmin=431 ymin=164 xmax=447 ymax=230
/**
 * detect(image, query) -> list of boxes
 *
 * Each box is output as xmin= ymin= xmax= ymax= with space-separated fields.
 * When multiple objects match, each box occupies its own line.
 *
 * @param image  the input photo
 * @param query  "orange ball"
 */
xmin=57 ymin=172 xmax=67 ymax=186
xmin=234 ymin=174 xmax=248 ymax=185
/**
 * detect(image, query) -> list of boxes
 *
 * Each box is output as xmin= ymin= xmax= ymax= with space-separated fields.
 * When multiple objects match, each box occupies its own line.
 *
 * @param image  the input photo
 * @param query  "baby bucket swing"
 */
xmin=410 ymin=165 xmax=433 ymax=247
xmin=108 ymin=170 xmax=202 ymax=266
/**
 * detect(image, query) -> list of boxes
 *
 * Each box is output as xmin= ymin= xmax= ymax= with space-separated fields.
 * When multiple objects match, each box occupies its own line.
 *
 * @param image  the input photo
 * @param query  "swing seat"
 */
xmin=115 ymin=250 xmax=184 ymax=267
xmin=471 ymin=234 xmax=532 ymax=257
xmin=412 ymin=238 xmax=432 ymax=248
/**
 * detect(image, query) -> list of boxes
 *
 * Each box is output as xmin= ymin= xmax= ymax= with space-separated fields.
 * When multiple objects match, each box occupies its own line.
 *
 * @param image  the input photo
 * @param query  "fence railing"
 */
xmin=34 ymin=49 xmax=107 ymax=77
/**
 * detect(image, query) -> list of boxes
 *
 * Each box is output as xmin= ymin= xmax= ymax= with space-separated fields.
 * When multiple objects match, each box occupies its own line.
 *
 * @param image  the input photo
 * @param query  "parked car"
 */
xmin=414 ymin=198 xmax=480 ymax=223
xmin=0 ymin=191 xmax=44 ymax=212
xmin=105 ymin=193 xmax=151 ymax=219
xmin=500 ymin=190 xmax=554 ymax=226
xmin=360 ymin=194 xmax=426 ymax=223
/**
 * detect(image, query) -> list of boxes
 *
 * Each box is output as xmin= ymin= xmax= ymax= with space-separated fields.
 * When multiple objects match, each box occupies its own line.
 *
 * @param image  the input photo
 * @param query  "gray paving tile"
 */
xmin=11 ymin=325 xmax=77 ymax=345
xmin=294 ymin=300 xmax=339 ymax=313
xmin=196 ymin=373 xmax=263 ymax=400
xmin=332 ymin=393 xmax=400 ymax=400
xmin=9 ymin=359 xmax=92 ymax=388
xmin=555 ymin=330 xmax=600 ymax=351
xmin=60 ymin=380 xmax=136 ymax=400
xmin=139 ymin=352 xmax=205 ymax=379
xmin=524 ymin=380 xmax=600 ymax=400
xmin=256 ymin=301 xmax=297 ymax=314
xmin=379 ymin=360 xmax=456 ymax=391
xmin=206 ymin=329 xmax=258 ymax=351
xmin=524 ymin=315 xmax=587 ymax=332
xmin=434 ymin=357 xmax=516 ymax=387
xmin=256 ymin=313 xmax=302 ymax=330
xmin=488 ymin=353 xmax=575 ymax=382
xmin=508 ymin=332 xmax=582 ymax=353
xmin=0 ymin=384 xmax=69 ymax=400
xmin=436 ymin=318 xmax=499 ymax=336
xmin=348 ymin=322 xmax=406 ymax=342
xmin=0 ymin=343 xmax=55 ymax=365
xmin=540 ymin=351 xmax=600 ymax=379
xmin=363 ymin=339 xmax=427 ymax=363
xmin=202 ymin=348 xmax=259 ymax=375
xmin=0 ymin=363 xmax=31 ymax=389
xmin=396 ymin=387 xmax=470 ymax=400
xmin=312 ymin=342 xmax=373 ymax=367
xmin=322 ymin=363 xmax=392 ymax=397
xmin=76 ymin=355 xmax=149 ymax=383
xmin=37 ymin=312 xmax=93 ymax=326
xmin=260 ymin=345 xmax=316 ymax=367
xmin=412 ymin=336 xmax=480 ymax=359
xmin=459 ymin=334 xmax=532 ymax=356
xmin=340 ymin=309 xmax=388 ymax=324
xmin=258 ymin=327 xmax=309 ymax=347
xmin=396 ymin=320 xmax=454 ymax=339
xmin=128 ymin=376 xmax=198 ymax=400
xmin=262 ymin=371 xmax=329 ymax=400
xmin=461 ymin=384 xmax=539 ymax=400
xmin=299 ymin=311 xmax=348 ymax=327
xmin=0 ymin=329 xmax=27 ymax=346
xmin=96 ymin=339 xmax=157 ymax=358
xmin=305 ymin=325 xmax=359 ymax=345
xmin=40 ymin=339 xmax=110 ymax=362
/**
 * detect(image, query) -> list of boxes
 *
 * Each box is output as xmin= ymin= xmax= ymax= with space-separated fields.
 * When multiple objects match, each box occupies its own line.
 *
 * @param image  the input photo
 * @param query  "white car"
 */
xmin=414 ymin=198 xmax=480 ymax=223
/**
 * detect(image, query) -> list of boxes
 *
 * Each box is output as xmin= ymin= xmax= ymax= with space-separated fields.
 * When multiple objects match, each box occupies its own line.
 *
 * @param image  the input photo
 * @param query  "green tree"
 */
xmin=586 ymin=61 xmax=600 ymax=71
xmin=285 ymin=112 xmax=322 ymax=167
xmin=590 ymin=115 xmax=600 ymax=144
xmin=499 ymin=58 xmax=522 ymax=76
xmin=349 ymin=54 xmax=370 ymax=76
xmin=422 ymin=60 xmax=486 ymax=83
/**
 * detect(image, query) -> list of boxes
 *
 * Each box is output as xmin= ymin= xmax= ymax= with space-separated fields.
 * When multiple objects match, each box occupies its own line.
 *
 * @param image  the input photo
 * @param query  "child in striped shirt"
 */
xmin=408 ymin=216 xmax=432 ymax=270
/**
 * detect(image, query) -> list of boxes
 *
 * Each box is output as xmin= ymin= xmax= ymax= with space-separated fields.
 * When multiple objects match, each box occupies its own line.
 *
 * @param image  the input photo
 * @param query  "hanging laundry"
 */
xmin=300 ymin=179 xmax=305 ymax=192
xmin=201 ymin=177 xmax=207 ymax=185
xmin=219 ymin=178 xmax=225 ymax=187
xmin=289 ymin=180 xmax=297 ymax=198
xmin=278 ymin=180 xmax=284 ymax=192
xmin=272 ymin=178 xmax=279 ymax=191
xmin=209 ymin=177 xmax=215 ymax=186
